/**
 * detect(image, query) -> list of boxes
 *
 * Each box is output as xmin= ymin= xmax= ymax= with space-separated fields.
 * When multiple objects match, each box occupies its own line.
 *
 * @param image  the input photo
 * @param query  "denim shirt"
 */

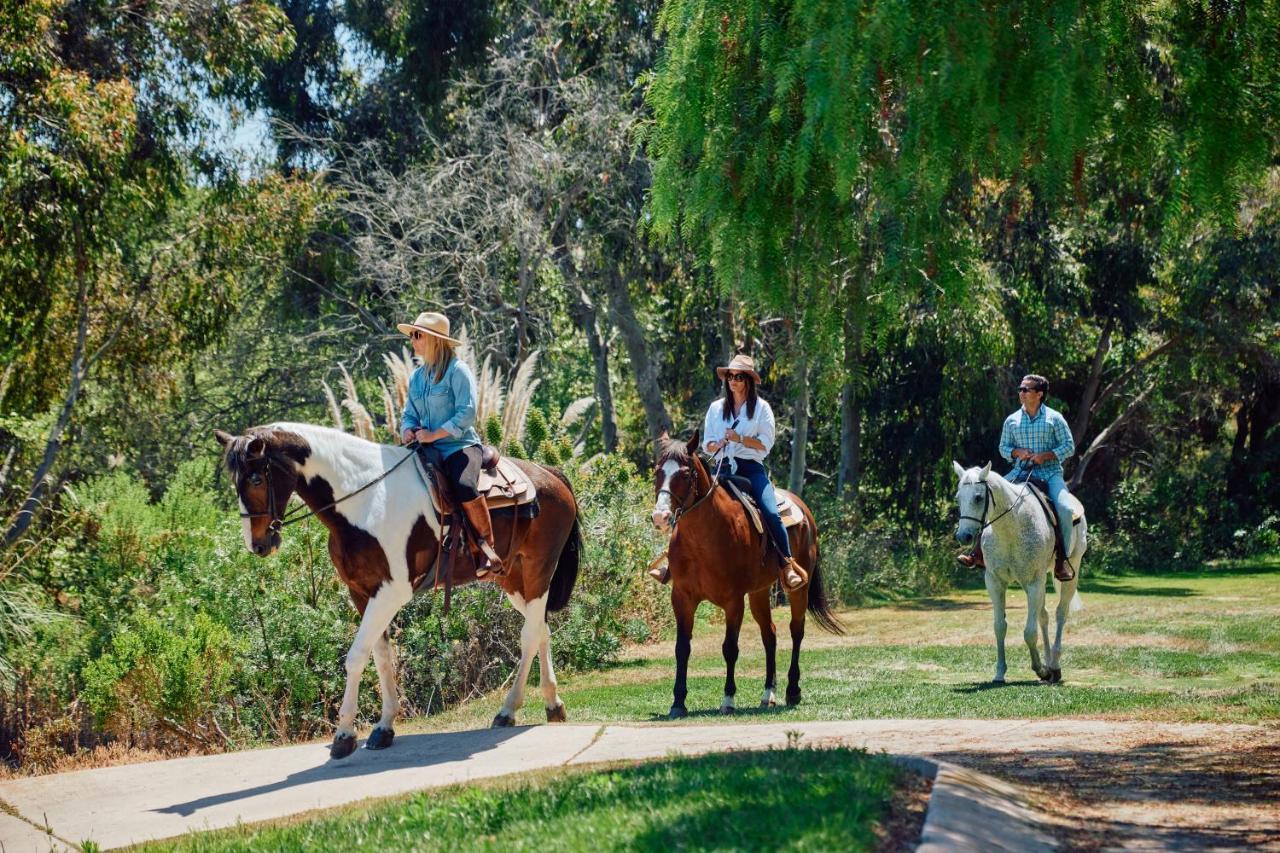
xmin=999 ymin=403 xmax=1074 ymax=480
xmin=401 ymin=358 xmax=481 ymax=458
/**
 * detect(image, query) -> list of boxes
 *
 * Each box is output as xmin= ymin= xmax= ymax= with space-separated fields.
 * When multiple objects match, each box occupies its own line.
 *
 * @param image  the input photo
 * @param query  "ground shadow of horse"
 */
xmin=1080 ymin=579 xmax=1199 ymax=598
xmin=155 ymin=727 xmax=526 ymax=817
xmin=644 ymin=704 xmax=801 ymax=723
xmin=951 ymin=679 xmax=1045 ymax=694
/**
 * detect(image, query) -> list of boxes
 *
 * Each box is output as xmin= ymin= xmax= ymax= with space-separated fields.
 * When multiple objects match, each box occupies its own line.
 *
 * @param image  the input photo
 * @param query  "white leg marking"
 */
xmin=721 ymin=693 xmax=736 ymax=712
xmin=372 ymin=633 xmax=398 ymax=729
xmin=337 ymin=581 xmax=411 ymax=738
xmin=499 ymin=591 xmax=547 ymax=719
xmin=761 ymin=687 xmax=777 ymax=707
xmin=538 ymin=622 xmax=561 ymax=710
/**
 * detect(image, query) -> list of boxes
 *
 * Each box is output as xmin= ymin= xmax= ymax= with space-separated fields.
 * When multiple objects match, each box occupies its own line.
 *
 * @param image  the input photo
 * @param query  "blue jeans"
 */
xmin=732 ymin=460 xmax=792 ymax=559
xmin=1009 ymin=467 xmax=1074 ymax=555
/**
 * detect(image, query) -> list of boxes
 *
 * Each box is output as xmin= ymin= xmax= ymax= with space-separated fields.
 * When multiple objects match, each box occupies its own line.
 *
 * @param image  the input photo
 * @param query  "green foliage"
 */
xmin=524 ymin=407 xmax=550 ymax=452
xmin=482 ymin=413 xmax=504 ymax=447
xmin=82 ymin=613 xmax=238 ymax=744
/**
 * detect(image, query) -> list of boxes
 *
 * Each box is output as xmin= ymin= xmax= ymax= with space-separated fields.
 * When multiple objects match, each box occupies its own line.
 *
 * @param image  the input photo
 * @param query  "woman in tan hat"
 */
xmin=702 ymin=354 xmax=805 ymax=590
xmin=397 ymin=311 xmax=503 ymax=577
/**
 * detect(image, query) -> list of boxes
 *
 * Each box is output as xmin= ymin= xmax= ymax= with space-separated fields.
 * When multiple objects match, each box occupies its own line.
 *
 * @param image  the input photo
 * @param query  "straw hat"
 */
xmin=396 ymin=311 xmax=461 ymax=344
xmin=715 ymin=353 xmax=761 ymax=383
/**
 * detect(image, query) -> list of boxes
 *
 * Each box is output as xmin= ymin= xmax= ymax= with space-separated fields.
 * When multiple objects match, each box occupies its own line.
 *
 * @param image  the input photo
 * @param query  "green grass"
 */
xmin=148 ymin=748 xmax=902 ymax=852
xmin=405 ymin=555 xmax=1280 ymax=732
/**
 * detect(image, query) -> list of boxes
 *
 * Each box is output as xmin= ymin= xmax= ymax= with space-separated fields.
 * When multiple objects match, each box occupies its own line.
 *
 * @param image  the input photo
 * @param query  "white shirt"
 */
xmin=703 ymin=396 xmax=776 ymax=472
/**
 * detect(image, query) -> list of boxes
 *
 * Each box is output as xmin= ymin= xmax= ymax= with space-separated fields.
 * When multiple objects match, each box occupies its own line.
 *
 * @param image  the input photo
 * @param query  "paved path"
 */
xmin=1 ymin=719 xmax=1274 ymax=850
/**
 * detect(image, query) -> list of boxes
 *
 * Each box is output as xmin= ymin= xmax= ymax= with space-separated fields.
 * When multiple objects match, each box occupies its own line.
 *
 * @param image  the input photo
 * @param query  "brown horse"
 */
xmin=214 ymin=422 xmax=580 ymax=759
xmin=651 ymin=433 xmax=842 ymax=718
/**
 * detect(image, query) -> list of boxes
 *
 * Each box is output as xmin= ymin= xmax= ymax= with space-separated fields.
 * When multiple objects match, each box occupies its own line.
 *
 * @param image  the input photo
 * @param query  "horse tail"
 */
xmin=805 ymin=538 xmax=845 ymax=635
xmin=544 ymin=466 xmax=581 ymax=614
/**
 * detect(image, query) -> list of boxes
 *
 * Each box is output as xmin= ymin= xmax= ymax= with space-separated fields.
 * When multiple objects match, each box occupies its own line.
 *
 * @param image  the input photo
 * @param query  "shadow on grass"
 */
xmin=1080 ymin=579 xmax=1199 ymax=597
xmin=644 ymin=703 xmax=802 ymax=723
xmin=888 ymin=597 xmax=987 ymax=612
xmin=951 ymin=679 xmax=1045 ymax=694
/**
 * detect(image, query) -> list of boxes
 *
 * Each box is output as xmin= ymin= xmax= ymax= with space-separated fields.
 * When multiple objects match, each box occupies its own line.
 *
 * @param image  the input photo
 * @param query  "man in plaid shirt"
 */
xmin=959 ymin=374 xmax=1078 ymax=581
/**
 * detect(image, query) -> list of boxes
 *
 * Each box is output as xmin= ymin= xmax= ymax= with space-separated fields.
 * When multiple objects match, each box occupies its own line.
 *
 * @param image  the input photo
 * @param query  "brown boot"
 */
xmin=781 ymin=557 xmax=808 ymax=590
xmin=461 ymin=496 xmax=505 ymax=578
xmin=1054 ymin=555 xmax=1075 ymax=582
xmin=957 ymin=541 xmax=985 ymax=569
xmin=647 ymin=552 xmax=671 ymax=585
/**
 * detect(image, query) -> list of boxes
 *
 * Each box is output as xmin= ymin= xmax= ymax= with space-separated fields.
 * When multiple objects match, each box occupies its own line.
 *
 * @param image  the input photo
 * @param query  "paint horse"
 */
xmin=215 ymin=423 xmax=581 ymax=758
xmin=953 ymin=462 xmax=1085 ymax=684
xmin=650 ymin=433 xmax=843 ymax=718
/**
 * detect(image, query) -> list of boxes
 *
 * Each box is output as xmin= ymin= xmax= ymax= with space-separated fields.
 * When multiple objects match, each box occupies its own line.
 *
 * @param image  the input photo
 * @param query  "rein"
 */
xmin=659 ymin=453 xmax=722 ymax=531
xmin=239 ymin=445 xmax=419 ymax=532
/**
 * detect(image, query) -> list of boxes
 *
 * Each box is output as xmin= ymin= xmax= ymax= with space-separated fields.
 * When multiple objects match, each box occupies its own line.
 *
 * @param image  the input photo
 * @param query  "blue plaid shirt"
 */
xmin=999 ymin=404 xmax=1074 ymax=480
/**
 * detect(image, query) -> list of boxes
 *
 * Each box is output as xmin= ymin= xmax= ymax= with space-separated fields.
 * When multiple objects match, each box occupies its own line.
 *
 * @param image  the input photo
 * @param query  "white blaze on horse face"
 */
xmin=652 ymin=459 xmax=681 ymax=529
xmin=237 ymin=492 xmax=254 ymax=551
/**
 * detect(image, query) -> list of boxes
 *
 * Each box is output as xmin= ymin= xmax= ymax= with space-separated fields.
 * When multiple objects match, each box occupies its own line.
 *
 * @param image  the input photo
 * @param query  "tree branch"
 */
xmin=1070 ymin=382 xmax=1155 ymax=489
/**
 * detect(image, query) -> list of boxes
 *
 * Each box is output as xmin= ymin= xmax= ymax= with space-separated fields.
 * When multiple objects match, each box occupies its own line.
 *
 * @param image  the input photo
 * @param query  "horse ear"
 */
xmin=952 ymin=460 xmax=966 ymax=479
xmin=684 ymin=430 xmax=700 ymax=454
xmin=247 ymin=437 xmax=266 ymax=458
xmin=214 ymin=429 xmax=234 ymax=448
xmin=979 ymin=461 xmax=992 ymax=481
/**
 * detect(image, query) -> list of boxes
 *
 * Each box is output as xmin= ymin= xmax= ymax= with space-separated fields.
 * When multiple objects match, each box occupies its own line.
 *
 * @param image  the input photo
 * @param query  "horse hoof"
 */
xmin=329 ymin=732 xmax=356 ymax=760
xmin=491 ymin=713 xmax=515 ymax=728
xmin=760 ymin=699 xmax=777 ymax=709
xmin=668 ymin=705 xmax=687 ymax=720
xmin=721 ymin=705 xmax=735 ymax=716
xmin=546 ymin=702 xmax=567 ymax=723
xmin=992 ymin=677 xmax=1006 ymax=685
xmin=365 ymin=727 xmax=395 ymax=750
xmin=1050 ymin=668 xmax=1062 ymax=683
xmin=1037 ymin=669 xmax=1053 ymax=682
xmin=786 ymin=691 xmax=801 ymax=707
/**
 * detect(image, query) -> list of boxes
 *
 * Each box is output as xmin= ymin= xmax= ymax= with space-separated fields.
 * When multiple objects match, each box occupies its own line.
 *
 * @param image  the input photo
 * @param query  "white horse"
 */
xmin=952 ymin=462 xmax=1085 ymax=684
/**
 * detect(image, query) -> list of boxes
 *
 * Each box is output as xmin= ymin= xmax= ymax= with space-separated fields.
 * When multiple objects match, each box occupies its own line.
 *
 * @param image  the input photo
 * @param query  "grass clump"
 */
xmin=150 ymin=748 xmax=903 ymax=852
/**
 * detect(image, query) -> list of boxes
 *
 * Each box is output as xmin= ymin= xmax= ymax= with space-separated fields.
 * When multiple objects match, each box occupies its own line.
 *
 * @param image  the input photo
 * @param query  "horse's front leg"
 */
xmin=1023 ymin=575 xmax=1049 ymax=681
xmin=493 ymin=590 xmax=549 ymax=727
xmin=785 ymin=587 xmax=806 ymax=706
xmin=669 ymin=588 xmax=697 ymax=719
xmin=720 ymin=597 xmax=744 ymax=714
xmin=984 ymin=570 xmax=1009 ymax=684
xmin=748 ymin=589 xmax=777 ymax=707
xmin=538 ymin=619 xmax=566 ymax=722
xmin=366 ymin=631 xmax=398 ymax=750
xmin=333 ymin=581 xmax=411 ymax=759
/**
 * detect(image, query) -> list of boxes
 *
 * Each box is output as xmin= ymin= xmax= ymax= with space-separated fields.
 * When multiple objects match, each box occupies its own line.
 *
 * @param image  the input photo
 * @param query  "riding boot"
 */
xmin=957 ymin=541 xmax=985 ymax=569
xmin=461 ymin=496 xmax=505 ymax=578
xmin=1053 ymin=530 xmax=1074 ymax=582
xmin=648 ymin=553 xmax=671 ymax=585
xmin=781 ymin=557 xmax=808 ymax=590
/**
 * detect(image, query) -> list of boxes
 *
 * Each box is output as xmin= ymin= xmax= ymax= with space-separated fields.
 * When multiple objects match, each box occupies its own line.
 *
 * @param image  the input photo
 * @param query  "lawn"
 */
xmin=406 ymin=556 xmax=1280 ymax=732
xmin=146 ymin=748 xmax=907 ymax=852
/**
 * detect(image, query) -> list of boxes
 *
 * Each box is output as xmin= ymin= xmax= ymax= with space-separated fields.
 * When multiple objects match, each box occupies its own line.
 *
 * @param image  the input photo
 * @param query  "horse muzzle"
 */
xmin=251 ymin=531 xmax=282 ymax=557
xmin=956 ymin=527 xmax=975 ymax=545
xmin=651 ymin=508 xmax=672 ymax=531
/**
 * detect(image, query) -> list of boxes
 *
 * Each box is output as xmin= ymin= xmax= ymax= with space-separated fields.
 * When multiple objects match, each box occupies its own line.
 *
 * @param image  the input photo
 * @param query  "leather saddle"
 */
xmin=1022 ymin=475 xmax=1084 ymax=528
xmin=717 ymin=474 xmax=805 ymax=535
xmin=413 ymin=444 xmax=538 ymax=514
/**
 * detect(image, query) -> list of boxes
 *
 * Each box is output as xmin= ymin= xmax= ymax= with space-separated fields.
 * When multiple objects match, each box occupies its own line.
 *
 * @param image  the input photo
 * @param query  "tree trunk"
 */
xmin=573 ymin=284 xmax=618 ymax=453
xmin=836 ymin=287 xmax=865 ymax=501
xmin=1072 ymin=314 xmax=1114 ymax=445
xmin=603 ymin=264 xmax=671 ymax=440
xmin=788 ymin=354 xmax=809 ymax=496
xmin=1068 ymin=383 xmax=1153 ymax=490
xmin=5 ymin=274 xmax=91 ymax=546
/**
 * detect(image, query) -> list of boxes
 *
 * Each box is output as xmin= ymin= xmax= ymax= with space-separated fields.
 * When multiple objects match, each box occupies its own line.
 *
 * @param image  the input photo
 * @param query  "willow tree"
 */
xmin=646 ymin=0 xmax=1280 ymax=500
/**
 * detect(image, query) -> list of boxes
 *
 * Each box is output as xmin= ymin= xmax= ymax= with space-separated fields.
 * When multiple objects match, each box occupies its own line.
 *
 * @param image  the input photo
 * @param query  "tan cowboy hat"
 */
xmin=396 ymin=311 xmax=461 ymax=344
xmin=715 ymin=353 xmax=761 ymax=383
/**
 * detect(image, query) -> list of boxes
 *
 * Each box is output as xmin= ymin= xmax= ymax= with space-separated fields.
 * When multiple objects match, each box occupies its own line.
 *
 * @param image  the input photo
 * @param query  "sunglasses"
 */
xmin=726 ymin=372 xmax=751 ymax=382
xmin=411 ymin=331 xmax=425 ymax=340
xmin=1017 ymin=386 xmax=1040 ymax=393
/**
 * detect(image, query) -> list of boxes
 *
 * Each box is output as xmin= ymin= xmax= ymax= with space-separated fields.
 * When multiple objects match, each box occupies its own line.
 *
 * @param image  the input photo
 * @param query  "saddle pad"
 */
xmin=775 ymin=489 xmax=805 ymax=529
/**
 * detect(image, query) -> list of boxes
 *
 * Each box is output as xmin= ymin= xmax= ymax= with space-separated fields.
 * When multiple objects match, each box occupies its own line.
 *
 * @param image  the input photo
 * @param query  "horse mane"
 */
xmin=222 ymin=426 xmax=311 ymax=479
xmin=655 ymin=437 xmax=691 ymax=467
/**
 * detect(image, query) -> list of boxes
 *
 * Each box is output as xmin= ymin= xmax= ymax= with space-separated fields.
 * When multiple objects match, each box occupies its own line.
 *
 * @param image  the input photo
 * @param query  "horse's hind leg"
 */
xmin=785 ymin=589 xmax=806 ymax=706
xmin=720 ymin=597 xmax=744 ymax=714
xmin=493 ymin=590 xmax=549 ymax=728
xmin=1023 ymin=576 xmax=1049 ymax=681
xmin=749 ymin=590 xmax=777 ymax=707
xmin=538 ymin=621 xmax=566 ymax=722
xmin=1048 ymin=576 xmax=1077 ymax=682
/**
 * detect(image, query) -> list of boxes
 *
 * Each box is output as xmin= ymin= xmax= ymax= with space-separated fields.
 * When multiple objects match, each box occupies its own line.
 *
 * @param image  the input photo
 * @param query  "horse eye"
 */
xmin=249 ymin=473 xmax=263 ymax=487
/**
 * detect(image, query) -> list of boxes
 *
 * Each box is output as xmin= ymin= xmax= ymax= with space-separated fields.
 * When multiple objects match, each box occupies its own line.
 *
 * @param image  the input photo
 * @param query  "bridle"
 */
xmin=657 ymin=454 xmax=721 ymax=530
xmin=238 ymin=444 xmax=418 ymax=534
xmin=958 ymin=474 xmax=1030 ymax=534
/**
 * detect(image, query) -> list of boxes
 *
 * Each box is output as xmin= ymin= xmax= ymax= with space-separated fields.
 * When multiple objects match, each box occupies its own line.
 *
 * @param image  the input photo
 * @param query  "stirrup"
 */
xmin=474 ymin=542 xmax=506 ymax=578
xmin=781 ymin=559 xmax=808 ymax=590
